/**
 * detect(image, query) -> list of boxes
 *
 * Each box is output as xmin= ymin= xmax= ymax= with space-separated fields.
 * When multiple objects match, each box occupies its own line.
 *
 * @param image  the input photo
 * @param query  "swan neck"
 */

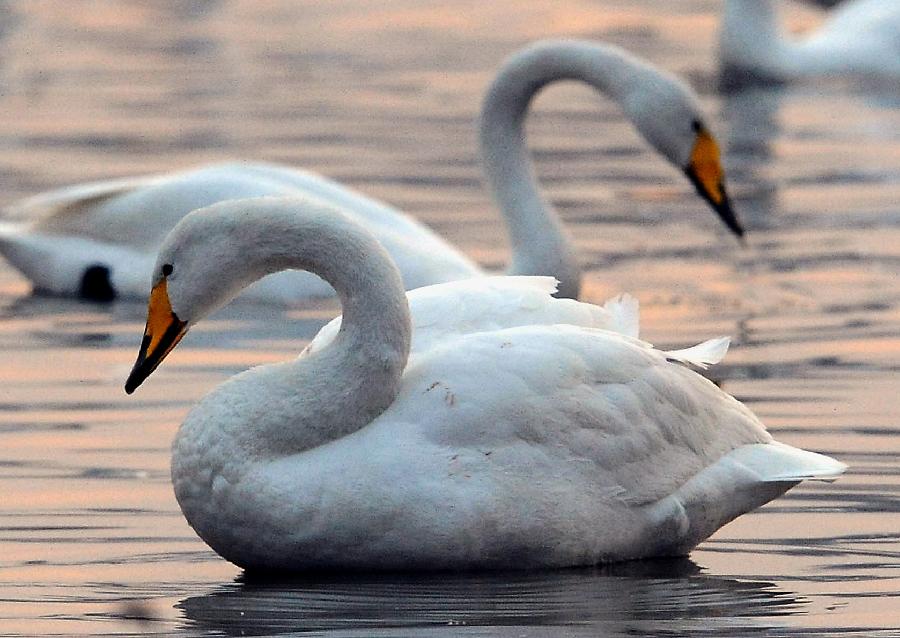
xmin=209 ymin=201 xmax=411 ymax=457
xmin=720 ymin=0 xmax=799 ymax=79
xmin=479 ymin=41 xmax=639 ymax=299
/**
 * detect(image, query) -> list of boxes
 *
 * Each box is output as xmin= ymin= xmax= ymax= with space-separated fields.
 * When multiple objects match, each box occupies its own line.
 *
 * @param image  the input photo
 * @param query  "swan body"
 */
xmin=1 ymin=40 xmax=741 ymax=303
xmin=125 ymin=197 xmax=843 ymax=571
xmin=0 ymin=163 xmax=477 ymax=303
xmin=720 ymin=0 xmax=900 ymax=85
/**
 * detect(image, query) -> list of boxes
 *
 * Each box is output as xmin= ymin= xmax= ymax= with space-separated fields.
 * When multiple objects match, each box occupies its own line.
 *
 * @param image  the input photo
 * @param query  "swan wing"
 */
xmin=6 ymin=174 xmax=163 ymax=226
xmin=304 ymin=276 xmax=640 ymax=356
xmin=209 ymin=322 xmax=843 ymax=569
xmin=14 ymin=164 xmax=315 ymax=248
xmin=392 ymin=323 xmax=775 ymax=507
xmin=817 ymin=0 xmax=900 ymax=44
xmin=803 ymin=0 xmax=900 ymax=74
xmin=10 ymin=162 xmax=469 ymax=253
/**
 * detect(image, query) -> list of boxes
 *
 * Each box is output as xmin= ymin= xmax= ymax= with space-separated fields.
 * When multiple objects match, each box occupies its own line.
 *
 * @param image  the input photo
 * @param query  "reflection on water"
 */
xmin=179 ymin=560 xmax=805 ymax=637
xmin=0 ymin=0 xmax=899 ymax=636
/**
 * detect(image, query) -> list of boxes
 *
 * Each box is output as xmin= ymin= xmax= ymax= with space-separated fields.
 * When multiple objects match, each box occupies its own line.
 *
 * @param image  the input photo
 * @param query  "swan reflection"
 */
xmin=178 ymin=558 xmax=805 ymax=637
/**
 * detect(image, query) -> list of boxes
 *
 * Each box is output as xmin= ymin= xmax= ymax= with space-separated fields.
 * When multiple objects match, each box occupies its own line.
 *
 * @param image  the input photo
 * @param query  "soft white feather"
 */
xmin=305 ymin=277 xmax=641 ymax=356
xmin=665 ymin=336 xmax=731 ymax=370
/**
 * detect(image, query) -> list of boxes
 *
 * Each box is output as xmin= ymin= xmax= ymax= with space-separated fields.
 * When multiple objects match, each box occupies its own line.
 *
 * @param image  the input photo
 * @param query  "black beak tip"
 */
xmin=717 ymin=193 xmax=746 ymax=240
xmin=684 ymin=167 xmax=746 ymax=241
xmin=124 ymin=364 xmax=144 ymax=394
xmin=123 ymin=316 xmax=187 ymax=396
xmin=721 ymin=205 xmax=745 ymax=239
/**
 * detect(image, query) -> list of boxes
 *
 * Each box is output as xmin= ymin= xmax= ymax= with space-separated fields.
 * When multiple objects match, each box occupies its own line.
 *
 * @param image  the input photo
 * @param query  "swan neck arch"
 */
xmin=480 ymin=40 xmax=667 ymax=300
xmin=174 ymin=199 xmax=412 ymax=459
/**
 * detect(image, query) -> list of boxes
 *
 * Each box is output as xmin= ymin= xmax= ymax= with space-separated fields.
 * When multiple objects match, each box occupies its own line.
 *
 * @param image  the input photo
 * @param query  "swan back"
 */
xmin=304 ymin=276 xmax=642 ymax=356
xmin=719 ymin=0 xmax=900 ymax=84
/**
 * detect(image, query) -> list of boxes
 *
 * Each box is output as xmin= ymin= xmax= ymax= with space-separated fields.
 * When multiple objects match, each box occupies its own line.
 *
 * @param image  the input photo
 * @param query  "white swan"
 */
xmin=719 ymin=0 xmax=900 ymax=85
xmin=0 ymin=40 xmax=742 ymax=303
xmin=124 ymin=196 xmax=844 ymax=572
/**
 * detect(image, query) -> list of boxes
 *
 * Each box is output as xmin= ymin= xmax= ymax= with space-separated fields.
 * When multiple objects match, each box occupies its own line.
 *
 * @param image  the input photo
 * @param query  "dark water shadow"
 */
xmin=177 ymin=558 xmax=807 ymax=637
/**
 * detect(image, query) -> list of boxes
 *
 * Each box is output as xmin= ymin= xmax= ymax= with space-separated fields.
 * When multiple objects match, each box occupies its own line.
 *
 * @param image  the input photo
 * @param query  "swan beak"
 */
xmin=684 ymin=127 xmax=744 ymax=238
xmin=125 ymin=279 xmax=188 ymax=394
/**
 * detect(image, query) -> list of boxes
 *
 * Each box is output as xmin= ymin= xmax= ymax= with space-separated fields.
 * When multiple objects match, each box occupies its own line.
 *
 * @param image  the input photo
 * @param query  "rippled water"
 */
xmin=0 ymin=1 xmax=898 ymax=636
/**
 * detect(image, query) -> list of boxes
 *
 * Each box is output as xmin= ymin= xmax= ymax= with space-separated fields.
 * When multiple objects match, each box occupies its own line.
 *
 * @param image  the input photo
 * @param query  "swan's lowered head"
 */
xmin=482 ymin=40 xmax=744 ymax=296
xmin=610 ymin=62 xmax=742 ymax=238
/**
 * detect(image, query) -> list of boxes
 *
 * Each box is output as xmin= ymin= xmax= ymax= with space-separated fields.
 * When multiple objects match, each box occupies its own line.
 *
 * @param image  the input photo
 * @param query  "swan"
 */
xmin=0 ymin=40 xmax=742 ymax=303
xmin=124 ymin=196 xmax=844 ymax=571
xmin=719 ymin=0 xmax=900 ymax=85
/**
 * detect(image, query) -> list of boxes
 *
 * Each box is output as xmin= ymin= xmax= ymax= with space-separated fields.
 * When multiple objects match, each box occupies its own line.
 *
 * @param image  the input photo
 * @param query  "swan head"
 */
xmin=623 ymin=78 xmax=742 ymax=237
xmin=124 ymin=204 xmax=262 ymax=393
xmin=124 ymin=267 xmax=188 ymax=394
xmin=682 ymin=120 xmax=742 ymax=238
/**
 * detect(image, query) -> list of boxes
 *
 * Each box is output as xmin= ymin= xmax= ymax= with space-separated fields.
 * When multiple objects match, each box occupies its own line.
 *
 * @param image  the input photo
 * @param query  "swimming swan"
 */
xmin=0 ymin=40 xmax=741 ymax=303
xmin=124 ymin=197 xmax=843 ymax=571
xmin=719 ymin=0 xmax=900 ymax=85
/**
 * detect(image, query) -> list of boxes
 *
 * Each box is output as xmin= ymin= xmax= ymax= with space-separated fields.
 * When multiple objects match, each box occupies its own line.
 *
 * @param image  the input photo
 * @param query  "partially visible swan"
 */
xmin=1 ymin=40 xmax=742 ymax=303
xmin=124 ymin=197 xmax=843 ymax=571
xmin=719 ymin=0 xmax=900 ymax=86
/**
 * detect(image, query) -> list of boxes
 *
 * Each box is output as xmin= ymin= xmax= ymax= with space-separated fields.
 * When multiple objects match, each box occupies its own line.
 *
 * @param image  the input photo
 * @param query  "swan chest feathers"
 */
xmin=172 ymin=325 xmax=775 ymax=571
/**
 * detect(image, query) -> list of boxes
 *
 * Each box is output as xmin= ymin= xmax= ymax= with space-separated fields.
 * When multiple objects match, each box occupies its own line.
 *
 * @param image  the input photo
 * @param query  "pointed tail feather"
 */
xmin=665 ymin=336 xmax=731 ymax=369
xmin=728 ymin=441 xmax=847 ymax=482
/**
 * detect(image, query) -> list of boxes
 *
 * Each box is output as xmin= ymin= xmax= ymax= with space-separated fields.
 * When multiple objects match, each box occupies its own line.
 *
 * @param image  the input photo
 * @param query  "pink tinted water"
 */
xmin=0 ymin=1 xmax=898 ymax=635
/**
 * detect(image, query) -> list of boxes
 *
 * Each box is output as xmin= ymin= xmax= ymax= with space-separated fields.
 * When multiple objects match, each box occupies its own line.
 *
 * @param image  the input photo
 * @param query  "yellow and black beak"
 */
xmin=125 ymin=279 xmax=188 ymax=394
xmin=684 ymin=125 xmax=744 ymax=238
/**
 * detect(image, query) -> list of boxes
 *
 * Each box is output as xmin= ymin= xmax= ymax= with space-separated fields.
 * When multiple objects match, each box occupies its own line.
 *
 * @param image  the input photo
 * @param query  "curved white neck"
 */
xmin=480 ymin=41 xmax=655 ymax=299
xmin=185 ymin=200 xmax=411 ymax=459
xmin=719 ymin=0 xmax=807 ymax=79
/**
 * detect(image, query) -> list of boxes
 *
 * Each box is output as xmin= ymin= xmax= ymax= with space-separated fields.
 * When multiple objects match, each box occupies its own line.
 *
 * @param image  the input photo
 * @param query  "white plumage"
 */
xmin=125 ymin=197 xmax=844 ymax=571
xmin=1 ymin=40 xmax=741 ymax=302
xmin=720 ymin=0 xmax=900 ymax=85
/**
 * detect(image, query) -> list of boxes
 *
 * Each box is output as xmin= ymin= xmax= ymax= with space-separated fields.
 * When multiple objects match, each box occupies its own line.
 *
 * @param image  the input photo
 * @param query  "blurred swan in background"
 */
xmin=719 ymin=0 xmax=900 ymax=87
xmin=0 ymin=40 xmax=741 ymax=304
xmin=123 ymin=196 xmax=842 ymax=572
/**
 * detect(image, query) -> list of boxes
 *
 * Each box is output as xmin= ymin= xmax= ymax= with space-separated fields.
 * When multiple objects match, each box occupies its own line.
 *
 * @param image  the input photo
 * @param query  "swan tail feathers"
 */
xmin=728 ymin=442 xmax=847 ymax=482
xmin=641 ymin=442 xmax=845 ymax=557
xmin=664 ymin=336 xmax=730 ymax=369
xmin=5 ymin=175 xmax=158 ymax=227
xmin=601 ymin=293 xmax=640 ymax=338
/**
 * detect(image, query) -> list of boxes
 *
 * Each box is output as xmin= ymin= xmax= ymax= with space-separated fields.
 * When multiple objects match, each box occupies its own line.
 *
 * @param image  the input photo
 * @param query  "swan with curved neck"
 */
xmin=1 ymin=40 xmax=739 ymax=302
xmin=478 ymin=40 xmax=740 ymax=297
xmin=124 ymin=197 xmax=842 ymax=572
xmin=719 ymin=0 xmax=900 ymax=85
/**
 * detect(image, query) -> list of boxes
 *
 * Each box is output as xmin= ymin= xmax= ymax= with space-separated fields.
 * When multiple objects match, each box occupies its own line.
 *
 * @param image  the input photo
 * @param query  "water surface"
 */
xmin=0 ymin=1 xmax=898 ymax=636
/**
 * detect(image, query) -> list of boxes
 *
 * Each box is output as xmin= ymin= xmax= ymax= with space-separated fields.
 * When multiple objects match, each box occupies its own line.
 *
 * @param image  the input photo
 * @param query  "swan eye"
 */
xmin=691 ymin=119 xmax=702 ymax=133
xmin=162 ymin=263 xmax=174 ymax=277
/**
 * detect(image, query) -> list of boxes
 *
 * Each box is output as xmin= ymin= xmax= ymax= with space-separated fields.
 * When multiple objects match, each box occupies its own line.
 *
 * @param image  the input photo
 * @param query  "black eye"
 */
xmin=691 ymin=119 xmax=702 ymax=133
xmin=162 ymin=263 xmax=173 ymax=277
